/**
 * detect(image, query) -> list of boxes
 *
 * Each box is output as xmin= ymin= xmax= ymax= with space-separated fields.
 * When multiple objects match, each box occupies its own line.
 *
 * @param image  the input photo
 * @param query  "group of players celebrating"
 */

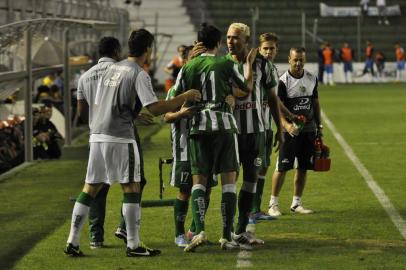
xmin=64 ymin=21 xmax=322 ymax=257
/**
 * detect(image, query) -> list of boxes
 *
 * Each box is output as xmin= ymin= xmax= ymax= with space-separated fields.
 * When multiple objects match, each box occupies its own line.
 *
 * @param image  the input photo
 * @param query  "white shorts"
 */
xmin=85 ymin=141 xmax=141 ymax=184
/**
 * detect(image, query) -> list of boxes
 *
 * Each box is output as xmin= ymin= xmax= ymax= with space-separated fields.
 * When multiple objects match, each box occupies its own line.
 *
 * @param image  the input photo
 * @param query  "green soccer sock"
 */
xmin=190 ymin=193 xmax=210 ymax=233
xmin=174 ymin=199 xmax=189 ymax=237
xmin=221 ymin=184 xmax=236 ymax=241
xmin=190 ymin=184 xmax=206 ymax=234
xmin=236 ymin=189 xmax=254 ymax=235
xmin=251 ymin=176 xmax=265 ymax=214
xmin=88 ymin=184 xmax=110 ymax=242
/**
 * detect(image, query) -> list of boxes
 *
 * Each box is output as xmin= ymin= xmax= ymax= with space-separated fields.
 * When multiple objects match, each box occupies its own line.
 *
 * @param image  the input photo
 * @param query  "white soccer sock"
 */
xmin=291 ymin=196 xmax=301 ymax=207
xmin=328 ymin=73 xmax=334 ymax=85
xmin=269 ymin=195 xmax=278 ymax=206
xmin=123 ymin=202 xmax=141 ymax=249
xmin=347 ymin=72 xmax=353 ymax=83
xmin=67 ymin=202 xmax=90 ymax=246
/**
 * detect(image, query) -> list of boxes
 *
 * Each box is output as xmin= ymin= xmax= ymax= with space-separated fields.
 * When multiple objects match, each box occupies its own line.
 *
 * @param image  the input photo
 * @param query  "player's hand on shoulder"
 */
xmin=184 ymin=89 xmax=202 ymax=102
xmin=189 ymin=42 xmax=207 ymax=60
xmin=178 ymin=101 xmax=198 ymax=119
xmin=225 ymin=95 xmax=236 ymax=110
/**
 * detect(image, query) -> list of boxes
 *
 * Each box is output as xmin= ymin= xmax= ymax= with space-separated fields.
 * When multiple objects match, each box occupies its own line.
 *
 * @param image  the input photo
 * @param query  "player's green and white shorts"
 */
xmin=85 ymin=141 xmax=141 ymax=184
xmin=238 ymin=132 xmax=266 ymax=182
xmin=189 ymin=132 xmax=239 ymax=175
xmin=170 ymin=161 xmax=218 ymax=193
xmin=262 ymin=129 xmax=273 ymax=169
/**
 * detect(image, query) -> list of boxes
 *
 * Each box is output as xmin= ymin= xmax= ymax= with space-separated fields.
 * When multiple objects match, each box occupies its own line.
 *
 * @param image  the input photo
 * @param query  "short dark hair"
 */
xmin=259 ymin=32 xmax=279 ymax=46
xmin=128 ymin=29 xmax=154 ymax=57
xmin=290 ymin=47 xmax=306 ymax=54
xmin=197 ymin=23 xmax=222 ymax=50
xmin=98 ymin=37 xmax=121 ymax=58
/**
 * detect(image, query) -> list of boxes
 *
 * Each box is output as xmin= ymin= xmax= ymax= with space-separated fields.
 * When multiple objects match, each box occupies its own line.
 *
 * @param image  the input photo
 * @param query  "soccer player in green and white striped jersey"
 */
xmin=226 ymin=24 xmax=283 ymax=246
xmin=250 ymin=33 xmax=295 ymax=221
xmin=173 ymin=23 xmax=257 ymax=252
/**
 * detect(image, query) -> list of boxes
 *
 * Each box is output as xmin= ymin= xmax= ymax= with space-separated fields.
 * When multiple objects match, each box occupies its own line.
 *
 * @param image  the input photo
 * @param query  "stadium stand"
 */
xmin=183 ymin=0 xmax=406 ymax=62
xmin=110 ymin=0 xmax=196 ymax=84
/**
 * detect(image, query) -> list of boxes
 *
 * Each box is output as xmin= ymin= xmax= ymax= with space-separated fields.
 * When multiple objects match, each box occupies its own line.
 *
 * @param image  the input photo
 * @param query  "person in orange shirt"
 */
xmin=322 ymin=42 xmax=335 ymax=86
xmin=164 ymin=45 xmax=186 ymax=92
xmin=362 ymin=40 xmax=375 ymax=79
xmin=395 ymin=42 xmax=405 ymax=82
xmin=340 ymin=42 xmax=355 ymax=83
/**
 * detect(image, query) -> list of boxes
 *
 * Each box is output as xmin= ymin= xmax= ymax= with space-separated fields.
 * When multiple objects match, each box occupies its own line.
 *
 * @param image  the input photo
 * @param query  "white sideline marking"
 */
xmin=236 ymin=251 xmax=253 ymax=268
xmin=322 ymin=110 xmax=406 ymax=240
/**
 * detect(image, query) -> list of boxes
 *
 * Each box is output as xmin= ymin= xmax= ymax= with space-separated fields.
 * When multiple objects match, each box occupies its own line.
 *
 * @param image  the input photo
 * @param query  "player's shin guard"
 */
xmin=236 ymin=182 xmax=256 ymax=235
xmin=251 ymin=176 xmax=265 ymax=213
xmin=191 ymin=184 xmax=206 ymax=234
xmin=221 ymin=184 xmax=236 ymax=241
xmin=174 ymin=199 xmax=188 ymax=237
xmin=67 ymin=192 xmax=93 ymax=246
xmin=123 ymin=193 xmax=141 ymax=249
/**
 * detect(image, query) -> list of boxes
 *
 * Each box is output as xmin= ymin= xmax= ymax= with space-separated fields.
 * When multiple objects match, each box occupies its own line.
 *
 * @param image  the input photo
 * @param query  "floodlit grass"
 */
xmin=1 ymin=84 xmax=406 ymax=270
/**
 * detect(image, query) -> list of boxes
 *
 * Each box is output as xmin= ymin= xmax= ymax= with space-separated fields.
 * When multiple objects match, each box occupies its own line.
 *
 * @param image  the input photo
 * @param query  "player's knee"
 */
xmin=82 ymin=183 xmax=103 ymax=197
xmin=121 ymin=182 xmax=141 ymax=193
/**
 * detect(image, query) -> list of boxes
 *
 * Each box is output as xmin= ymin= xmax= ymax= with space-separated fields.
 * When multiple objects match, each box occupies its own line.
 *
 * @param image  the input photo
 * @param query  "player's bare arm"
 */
xmin=164 ymin=101 xmax=198 ymax=123
xmin=146 ymin=89 xmax=201 ymax=116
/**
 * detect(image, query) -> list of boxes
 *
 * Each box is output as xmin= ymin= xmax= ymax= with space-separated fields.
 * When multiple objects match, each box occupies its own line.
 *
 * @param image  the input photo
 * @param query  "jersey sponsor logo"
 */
xmin=235 ymin=101 xmax=257 ymax=110
xmin=293 ymin=98 xmax=311 ymax=111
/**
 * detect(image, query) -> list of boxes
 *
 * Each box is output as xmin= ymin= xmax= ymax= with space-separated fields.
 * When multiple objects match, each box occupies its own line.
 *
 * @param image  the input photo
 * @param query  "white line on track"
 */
xmin=322 ymin=109 xmax=406 ymax=240
xmin=236 ymin=250 xmax=253 ymax=268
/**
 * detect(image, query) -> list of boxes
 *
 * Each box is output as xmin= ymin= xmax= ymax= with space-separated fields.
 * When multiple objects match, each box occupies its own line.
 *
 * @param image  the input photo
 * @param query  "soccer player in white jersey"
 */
xmin=64 ymin=29 xmax=202 ymax=257
xmin=76 ymin=37 xmax=121 ymax=249
xmin=226 ymin=23 xmax=283 ymax=248
xmin=268 ymin=47 xmax=323 ymax=216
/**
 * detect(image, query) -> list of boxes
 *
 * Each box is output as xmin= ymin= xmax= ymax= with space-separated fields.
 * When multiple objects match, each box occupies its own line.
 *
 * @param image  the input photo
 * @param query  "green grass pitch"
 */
xmin=1 ymin=84 xmax=405 ymax=270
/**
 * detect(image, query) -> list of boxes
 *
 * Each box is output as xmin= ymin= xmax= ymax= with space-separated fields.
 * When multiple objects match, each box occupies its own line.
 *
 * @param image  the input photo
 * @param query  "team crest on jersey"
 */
xmin=299 ymin=86 xmax=306 ymax=93
xmin=254 ymin=157 xmax=263 ymax=167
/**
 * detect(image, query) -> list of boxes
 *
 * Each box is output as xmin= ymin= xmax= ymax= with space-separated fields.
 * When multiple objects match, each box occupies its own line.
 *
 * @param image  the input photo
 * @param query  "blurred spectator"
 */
xmin=377 ymin=0 xmax=389 ymax=25
xmin=375 ymin=49 xmax=386 ymax=79
xmin=361 ymin=40 xmax=375 ymax=79
xmin=164 ymin=45 xmax=186 ymax=92
xmin=360 ymin=0 xmax=370 ymax=18
xmin=0 ymin=117 xmax=24 ymax=174
xmin=33 ymin=105 xmax=63 ymax=160
xmin=50 ymin=84 xmax=63 ymax=112
xmin=322 ymin=42 xmax=335 ymax=86
xmin=35 ymin=85 xmax=52 ymax=103
xmin=340 ymin=42 xmax=355 ymax=83
xmin=395 ymin=42 xmax=405 ymax=82
xmin=54 ymin=71 xmax=64 ymax=96
xmin=317 ymin=43 xmax=326 ymax=84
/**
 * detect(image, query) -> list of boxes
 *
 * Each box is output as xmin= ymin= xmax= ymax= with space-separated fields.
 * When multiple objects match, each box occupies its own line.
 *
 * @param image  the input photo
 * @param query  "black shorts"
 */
xmin=276 ymin=131 xmax=316 ymax=171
